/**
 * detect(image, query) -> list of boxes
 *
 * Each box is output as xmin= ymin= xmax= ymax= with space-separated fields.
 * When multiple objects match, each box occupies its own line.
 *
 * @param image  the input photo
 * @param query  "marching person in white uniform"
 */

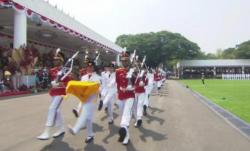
xmin=99 ymin=63 xmax=117 ymax=124
xmin=68 ymin=60 xmax=101 ymax=143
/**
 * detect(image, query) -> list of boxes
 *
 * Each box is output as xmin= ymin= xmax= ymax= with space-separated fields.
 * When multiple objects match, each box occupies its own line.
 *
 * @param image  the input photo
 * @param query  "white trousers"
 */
xmin=133 ymin=93 xmax=146 ymax=120
xmin=76 ymin=102 xmax=83 ymax=113
xmin=101 ymin=88 xmax=107 ymax=100
xmin=72 ymin=94 xmax=97 ymax=137
xmin=103 ymin=92 xmax=116 ymax=121
xmin=118 ymin=98 xmax=134 ymax=127
xmin=156 ymin=81 xmax=161 ymax=88
xmin=46 ymin=96 xmax=63 ymax=127
xmin=145 ymin=85 xmax=153 ymax=107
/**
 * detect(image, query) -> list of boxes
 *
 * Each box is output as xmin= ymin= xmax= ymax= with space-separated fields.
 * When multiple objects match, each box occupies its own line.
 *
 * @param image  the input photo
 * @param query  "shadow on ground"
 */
xmin=138 ymin=126 xmax=167 ymax=142
xmin=100 ymin=112 xmax=119 ymax=121
xmin=149 ymin=106 xmax=164 ymax=115
xmin=102 ymin=123 xmax=120 ymax=144
xmin=40 ymin=135 xmax=74 ymax=151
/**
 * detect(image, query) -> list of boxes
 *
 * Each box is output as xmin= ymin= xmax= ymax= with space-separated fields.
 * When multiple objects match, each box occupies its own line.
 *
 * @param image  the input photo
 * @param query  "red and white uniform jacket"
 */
xmin=154 ymin=71 xmax=161 ymax=82
xmin=116 ymin=68 xmax=135 ymax=100
xmin=135 ymin=74 xmax=148 ymax=94
xmin=49 ymin=67 xmax=72 ymax=96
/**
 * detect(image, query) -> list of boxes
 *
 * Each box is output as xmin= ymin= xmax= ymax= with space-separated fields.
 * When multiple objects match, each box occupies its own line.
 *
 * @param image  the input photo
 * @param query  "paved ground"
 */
xmin=0 ymin=80 xmax=250 ymax=151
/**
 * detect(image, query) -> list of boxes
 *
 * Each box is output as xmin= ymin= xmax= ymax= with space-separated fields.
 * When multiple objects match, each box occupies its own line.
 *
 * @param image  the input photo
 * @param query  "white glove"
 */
xmin=120 ymin=87 xmax=126 ymax=92
xmin=139 ymin=81 xmax=144 ymax=87
xmin=139 ymin=70 xmax=145 ymax=78
xmin=126 ymin=85 xmax=134 ymax=91
xmin=57 ymin=71 xmax=63 ymax=76
xmin=51 ymin=81 xmax=59 ymax=87
xmin=126 ymin=68 xmax=135 ymax=78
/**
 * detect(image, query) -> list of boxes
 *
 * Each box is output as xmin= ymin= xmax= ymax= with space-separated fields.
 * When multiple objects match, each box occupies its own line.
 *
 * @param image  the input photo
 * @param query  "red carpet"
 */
xmin=0 ymin=91 xmax=32 ymax=97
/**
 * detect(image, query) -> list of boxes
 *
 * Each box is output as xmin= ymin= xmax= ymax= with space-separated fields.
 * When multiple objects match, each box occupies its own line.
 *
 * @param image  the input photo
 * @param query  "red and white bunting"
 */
xmin=25 ymin=9 xmax=33 ymax=18
xmin=12 ymin=2 xmax=25 ymax=13
xmin=5 ymin=1 xmax=117 ymax=52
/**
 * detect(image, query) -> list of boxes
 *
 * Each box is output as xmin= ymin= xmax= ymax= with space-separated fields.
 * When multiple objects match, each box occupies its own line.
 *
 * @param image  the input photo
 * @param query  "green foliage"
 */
xmin=204 ymin=40 xmax=250 ymax=59
xmin=205 ymin=53 xmax=218 ymax=59
xmin=221 ymin=48 xmax=236 ymax=59
xmin=116 ymin=31 xmax=250 ymax=67
xmin=235 ymin=40 xmax=250 ymax=59
xmin=181 ymin=79 xmax=250 ymax=123
xmin=115 ymin=31 xmax=202 ymax=68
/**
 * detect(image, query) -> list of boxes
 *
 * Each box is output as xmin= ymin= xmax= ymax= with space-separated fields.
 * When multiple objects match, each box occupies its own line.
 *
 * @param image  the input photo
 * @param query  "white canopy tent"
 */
xmin=0 ymin=0 xmax=123 ymax=60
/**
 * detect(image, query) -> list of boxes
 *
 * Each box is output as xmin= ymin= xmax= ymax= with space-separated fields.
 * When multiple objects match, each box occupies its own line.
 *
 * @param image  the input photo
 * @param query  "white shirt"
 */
xmin=101 ymin=71 xmax=110 ymax=89
xmin=106 ymin=72 xmax=117 ymax=94
xmin=147 ymin=73 xmax=154 ymax=86
xmin=81 ymin=72 xmax=101 ymax=84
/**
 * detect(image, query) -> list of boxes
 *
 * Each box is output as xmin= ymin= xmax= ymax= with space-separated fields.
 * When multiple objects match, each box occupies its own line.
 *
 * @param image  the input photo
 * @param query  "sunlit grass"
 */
xmin=181 ymin=79 xmax=250 ymax=123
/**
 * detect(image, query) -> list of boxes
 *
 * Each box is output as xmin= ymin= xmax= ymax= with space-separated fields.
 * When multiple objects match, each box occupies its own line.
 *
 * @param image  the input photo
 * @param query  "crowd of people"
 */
xmin=222 ymin=74 xmax=250 ymax=80
xmin=0 ymin=45 xmax=64 ymax=93
xmin=37 ymin=49 xmax=167 ymax=145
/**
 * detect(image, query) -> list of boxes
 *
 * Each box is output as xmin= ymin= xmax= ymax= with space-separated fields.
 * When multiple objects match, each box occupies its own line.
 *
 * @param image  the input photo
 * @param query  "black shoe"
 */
xmin=118 ymin=127 xmax=126 ymax=142
xmin=85 ymin=136 xmax=94 ymax=143
xmin=72 ymin=109 xmax=78 ymax=118
xmin=114 ymin=103 xmax=119 ymax=109
xmin=52 ymin=131 xmax=65 ymax=138
xmin=143 ymin=105 xmax=147 ymax=116
xmin=135 ymin=119 xmax=142 ymax=128
xmin=108 ymin=120 xmax=114 ymax=125
xmin=98 ymin=100 xmax=103 ymax=111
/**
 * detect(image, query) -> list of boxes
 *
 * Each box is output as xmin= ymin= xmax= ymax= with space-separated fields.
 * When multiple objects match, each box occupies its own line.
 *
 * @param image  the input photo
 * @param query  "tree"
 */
xmin=221 ymin=48 xmax=236 ymax=59
xmin=219 ymin=40 xmax=250 ymax=59
xmin=235 ymin=40 xmax=250 ymax=59
xmin=115 ymin=31 xmax=202 ymax=68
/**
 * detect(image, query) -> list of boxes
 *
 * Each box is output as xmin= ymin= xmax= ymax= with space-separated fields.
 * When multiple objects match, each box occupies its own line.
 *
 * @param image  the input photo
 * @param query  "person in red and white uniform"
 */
xmin=159 ymin=67 xmax=166 ymax=87
xmin=133 ymin=67 xmax=148 ymax=127
xmin=68 ymin=60 xmax=101 ymax=143
xmin=37 ymin=51 xmax=72 ymax=140
xmin=116 ymin=51 xmax=136 ymax=145
xmin=154 ymin=67 xmax=162 ymax=93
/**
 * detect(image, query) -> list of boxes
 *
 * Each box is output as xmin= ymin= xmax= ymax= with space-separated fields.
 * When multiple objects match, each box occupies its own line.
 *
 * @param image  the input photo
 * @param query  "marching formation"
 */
xmin=37 ymin=48 xmax=167 ymax=145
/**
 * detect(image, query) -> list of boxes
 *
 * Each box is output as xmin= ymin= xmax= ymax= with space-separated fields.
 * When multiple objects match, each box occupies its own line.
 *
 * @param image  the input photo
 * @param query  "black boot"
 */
xmin=108 ymin=119 xmax=114 ymax=125
xmin=135 ymin=119 xmax=142 ymax=128
xmin=118 ymin=127 xmax=126 ymax=142
xmin=85 ymin=136 xmax=94 ymax=143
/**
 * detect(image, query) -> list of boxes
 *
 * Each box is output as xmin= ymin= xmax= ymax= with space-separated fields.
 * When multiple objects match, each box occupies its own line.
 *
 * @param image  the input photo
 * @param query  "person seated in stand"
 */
xmin=3 ymin=66 xmax=14 ymax=92
xmin=0 ymin=78 xmax=4 ymax=93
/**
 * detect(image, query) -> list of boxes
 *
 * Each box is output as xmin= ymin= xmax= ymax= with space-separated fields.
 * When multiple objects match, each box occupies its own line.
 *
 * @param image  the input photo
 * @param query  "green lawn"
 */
xmin=180 ymin=79 xmax=250 ymax=123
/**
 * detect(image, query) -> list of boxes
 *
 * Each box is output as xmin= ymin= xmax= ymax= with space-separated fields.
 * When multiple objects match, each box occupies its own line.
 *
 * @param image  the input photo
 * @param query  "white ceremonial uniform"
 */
xmin=70 ymin=72 xmax=101 ymax=138
xmin=100 ymin=71 xmax=110 ymax=100
xmin=103 ymin=72 xmax=117 ymax=122
xmin=144 ymin=73 xmax=154 ymax=107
